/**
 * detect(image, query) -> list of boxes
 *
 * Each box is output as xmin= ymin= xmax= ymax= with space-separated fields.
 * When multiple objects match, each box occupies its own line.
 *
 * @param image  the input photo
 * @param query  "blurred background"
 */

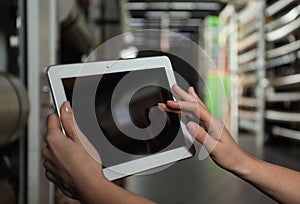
xmin=0 ymin=0 xmax=299 ymax=203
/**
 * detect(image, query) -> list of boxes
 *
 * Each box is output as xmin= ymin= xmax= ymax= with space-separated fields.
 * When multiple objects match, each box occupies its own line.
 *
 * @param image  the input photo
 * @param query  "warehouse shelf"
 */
xmin=238 ymin=73 xmax=258 ymax=87
xmin=238 ymin=21 xmax=259 ymax=40
xmin=125 ymin=2 xmax=223 ymax=11
xmin=266 ymin=52 xmax=298 ymax=68
xmin=264 ymin=1 xmax=300 ymax=142
xmin=269 ymin=73 xmax=300 ymax=87
xmin=231 ymin=1 xmax=265 ymax=142
xmin=224 ymin=0 xmax=299 ymax=143
xmin=219 ymin=4 xmax=239 ymax=140
xmin=266 ymin=17 xmax=300 ymax=42
xmin=238 ymin=61 xmax=256 ymax=73
xmin=266 ymin=91 xmax=300 ymax=102
xmin=266 ymin=5 xmax=300 ymax=31
xmin=237 ymin=3 xmax=260 ymax=26
xmin=272 ymin=126 xmax=300 ymax=140
xmin=239 ymin=110 xmax=260 ymax=121
xmin=266 ymin=40 xmax=300 ymax=59
xmin=238 ymin=32 xmax=259 ymax=52
xmin=238 ymin=97 xmax=259 ymax=107
xmin=239 ymin=119 xmax=259 ymax=132
xmin=265 ymin=110 xmax=300 ymax=122
xmin=238 ymin=49 xmax=257 ymax=64
xmin=266 ymin=0 xmax=298 ymax=17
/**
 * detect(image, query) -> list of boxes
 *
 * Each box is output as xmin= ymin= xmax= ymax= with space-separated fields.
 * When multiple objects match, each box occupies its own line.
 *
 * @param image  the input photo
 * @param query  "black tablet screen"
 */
xmin=62 ymin=68 xmax=186 ymax=168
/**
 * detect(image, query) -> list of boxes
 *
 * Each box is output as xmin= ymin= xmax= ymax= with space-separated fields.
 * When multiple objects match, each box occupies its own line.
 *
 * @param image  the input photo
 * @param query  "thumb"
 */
xmin=60 ymin=101 xmax=78 ymax=141
xmin=186 ymin=121 xmax=217 ymax=153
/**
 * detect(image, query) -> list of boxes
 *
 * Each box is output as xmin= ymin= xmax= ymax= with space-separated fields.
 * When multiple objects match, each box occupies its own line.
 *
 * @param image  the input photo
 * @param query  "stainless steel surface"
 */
xmin=0 ymin=74 xmax=29 ymax=146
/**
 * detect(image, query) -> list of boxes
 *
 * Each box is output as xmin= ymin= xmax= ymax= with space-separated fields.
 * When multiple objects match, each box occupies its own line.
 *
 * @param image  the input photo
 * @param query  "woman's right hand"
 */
xmin=159 ymin=85 xmax=300 ymax=204
xmin=158 ymin=85 xmax=253 ymax=176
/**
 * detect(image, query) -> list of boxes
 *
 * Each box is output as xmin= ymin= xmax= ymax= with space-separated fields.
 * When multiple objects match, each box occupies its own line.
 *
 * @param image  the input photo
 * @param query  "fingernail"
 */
xmin=190 ymin=86 xmax=195 ymax=92
xmin=65 ymin=101 xmax=71 ymax=113
xmin=167 ymin=100 xmax=175 ymax=103
xmin=187 ymin=122 xmax=197 ymax=135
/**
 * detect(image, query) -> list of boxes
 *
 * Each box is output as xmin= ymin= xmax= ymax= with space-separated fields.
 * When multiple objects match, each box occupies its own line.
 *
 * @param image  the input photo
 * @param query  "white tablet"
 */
xmin=47 ymin=56 xmax=195 ymax=181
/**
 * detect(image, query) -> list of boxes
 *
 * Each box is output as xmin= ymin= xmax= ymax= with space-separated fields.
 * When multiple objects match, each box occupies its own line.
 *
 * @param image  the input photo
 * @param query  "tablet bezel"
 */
xmin=47 ymin=56 xmax=195 ymax=181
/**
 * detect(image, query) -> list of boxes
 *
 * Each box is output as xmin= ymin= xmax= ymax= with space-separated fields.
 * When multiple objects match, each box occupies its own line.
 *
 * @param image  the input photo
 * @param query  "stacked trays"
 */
xmin=265 ymin=0 xmax=300 ymax=140
xmin=236 ymin=1 xmax=265 ymax=136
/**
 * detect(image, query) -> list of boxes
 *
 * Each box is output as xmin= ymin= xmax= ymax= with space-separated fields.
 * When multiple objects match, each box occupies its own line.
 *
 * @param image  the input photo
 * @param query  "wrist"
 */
xmin=72 ymin=161 xmax=107 ymax=201
xmin=231 ymin=152 xmax=257 ymax=179
xmin=76 ymin=171 xmax=109 ymax=203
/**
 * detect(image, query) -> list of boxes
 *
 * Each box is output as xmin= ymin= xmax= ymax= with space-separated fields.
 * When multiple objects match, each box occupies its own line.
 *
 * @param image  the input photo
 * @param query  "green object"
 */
xmin=205 ymin=71 xmax=229 ymax=120
xmin=205 ymin=16 xmax=219 ymax=27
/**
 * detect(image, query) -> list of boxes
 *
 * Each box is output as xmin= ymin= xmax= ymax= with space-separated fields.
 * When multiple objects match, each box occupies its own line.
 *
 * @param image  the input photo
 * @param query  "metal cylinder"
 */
xmin=59 ymin=0 xmax=93 ymax=54
xmin=0 ymin=73 xmax=29 ymax=146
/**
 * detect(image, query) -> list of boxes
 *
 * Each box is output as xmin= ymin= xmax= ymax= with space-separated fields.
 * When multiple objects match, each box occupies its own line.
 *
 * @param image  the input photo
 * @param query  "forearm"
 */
xmin=234 ymin=154 xmax=300 ymax=204
xmin=77 ymin=177 xmax=155 ymax=204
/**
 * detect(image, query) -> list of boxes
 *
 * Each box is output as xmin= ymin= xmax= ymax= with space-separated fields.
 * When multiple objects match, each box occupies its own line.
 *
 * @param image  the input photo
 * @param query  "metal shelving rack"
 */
xmin=225 ymin=0 xmax=300 ymax=143
xmin=264 ymin=0 xmax=300 ymax=141
xmin=219 ymin=5 xmax=238 ymax=140
xmin=235 ymin=1 xmax=266 ymax=144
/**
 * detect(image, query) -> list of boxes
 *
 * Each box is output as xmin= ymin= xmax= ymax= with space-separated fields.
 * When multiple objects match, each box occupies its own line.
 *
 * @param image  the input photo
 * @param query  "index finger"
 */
xmin=167 ymin=100 xmax=213 ymax=129
xmin=172 ymin=85 xmax=197 ymax=102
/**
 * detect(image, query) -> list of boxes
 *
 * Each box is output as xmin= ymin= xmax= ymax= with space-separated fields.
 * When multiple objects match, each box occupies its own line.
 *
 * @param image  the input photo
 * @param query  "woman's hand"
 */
xmin=42 ymin=102 xmax=155 ymax=204
xmin=42 ymin=102 xmax=104 ymax=200
xmin=158 ymin=85 xmax=252 ymax=175
xmin=159 ymin=85 xmax=300 ymax=204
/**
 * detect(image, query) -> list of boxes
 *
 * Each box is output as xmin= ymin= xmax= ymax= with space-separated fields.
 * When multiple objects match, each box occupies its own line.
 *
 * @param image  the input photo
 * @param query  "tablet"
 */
xmin=47 ymin=56 xmax=195 ymax=181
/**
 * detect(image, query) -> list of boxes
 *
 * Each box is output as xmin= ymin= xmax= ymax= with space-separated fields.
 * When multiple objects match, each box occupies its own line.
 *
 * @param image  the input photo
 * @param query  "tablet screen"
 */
xmin=62 ymin=67 xmax=186 ymax=168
